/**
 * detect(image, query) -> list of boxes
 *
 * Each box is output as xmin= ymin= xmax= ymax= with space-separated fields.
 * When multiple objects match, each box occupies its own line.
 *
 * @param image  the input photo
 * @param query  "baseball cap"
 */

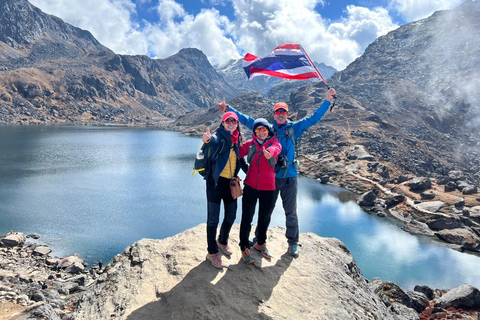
xmin=273 ymin=102 xmax=288 ymax=112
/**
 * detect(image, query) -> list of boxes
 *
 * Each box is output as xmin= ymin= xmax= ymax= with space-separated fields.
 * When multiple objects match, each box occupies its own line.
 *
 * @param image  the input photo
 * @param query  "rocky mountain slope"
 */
xmin=174 ymin=0 xmax=480 ymax=187
xmin=321 ymin=0 xmax=480 ymax=183
xmin=0 ymin=0 xmax=240 ymax=125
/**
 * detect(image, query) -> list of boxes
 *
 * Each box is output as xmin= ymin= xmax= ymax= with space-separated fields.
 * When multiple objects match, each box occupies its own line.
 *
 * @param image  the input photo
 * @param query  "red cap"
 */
xmin=274 ymin=102 xmax=288 ymax=112
xmin=222 ymin=111 xmax=239 ymax=122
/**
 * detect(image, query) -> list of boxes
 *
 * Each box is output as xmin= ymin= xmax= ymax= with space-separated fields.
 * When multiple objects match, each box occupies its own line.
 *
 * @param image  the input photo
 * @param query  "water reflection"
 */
xmin=0 ymin=126 xmax=479 ymax=291
xmin=289 ymin=181 xmax=480 ymax=290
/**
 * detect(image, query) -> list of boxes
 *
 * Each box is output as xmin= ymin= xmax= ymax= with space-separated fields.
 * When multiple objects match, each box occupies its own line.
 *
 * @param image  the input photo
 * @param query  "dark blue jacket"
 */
xmin=227 ymin=99 xmax=331 ymax=178
xmin=205 ymin=126 xmax=241 ymax=185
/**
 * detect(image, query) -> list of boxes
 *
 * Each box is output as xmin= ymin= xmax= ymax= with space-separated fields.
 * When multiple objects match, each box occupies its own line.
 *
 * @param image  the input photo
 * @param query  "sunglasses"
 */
xmin=254 ymin=127 xmax=268 ymax=134
xmin=274 ymin=110 xmax=287 ymax=115
xmin=224 ymin=118 xmax=237 ymax=124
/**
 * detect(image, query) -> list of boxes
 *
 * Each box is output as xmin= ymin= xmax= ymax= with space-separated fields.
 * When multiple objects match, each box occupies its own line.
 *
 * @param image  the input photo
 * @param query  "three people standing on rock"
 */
xmin=200 ymin=87 xmax=336 ymax=268
xmin=219 ymin=87 xmax=336 ymax=258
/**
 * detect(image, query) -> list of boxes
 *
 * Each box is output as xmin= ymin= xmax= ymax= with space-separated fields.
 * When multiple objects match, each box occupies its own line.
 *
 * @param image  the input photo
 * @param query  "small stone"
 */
xmin=455 ymin=198 xmax=465 ymax=208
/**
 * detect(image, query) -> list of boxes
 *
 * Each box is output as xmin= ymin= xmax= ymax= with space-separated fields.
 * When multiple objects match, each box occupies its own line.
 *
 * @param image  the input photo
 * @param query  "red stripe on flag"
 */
xmin=243 ymin=53 xmax=258 ymax=61
xmin=274 ymin=43 xmax=301 ymax=50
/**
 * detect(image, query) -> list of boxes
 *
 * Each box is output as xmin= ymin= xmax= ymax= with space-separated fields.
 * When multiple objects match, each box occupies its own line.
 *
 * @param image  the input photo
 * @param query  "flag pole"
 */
xmin=299 ymin=45 xmax=329 ymax=88
xmin=299 ymin=45 xmax=337 ymax=111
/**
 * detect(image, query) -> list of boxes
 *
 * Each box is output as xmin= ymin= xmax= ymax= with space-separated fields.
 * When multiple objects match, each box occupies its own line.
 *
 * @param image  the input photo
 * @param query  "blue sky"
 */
xmin=29 ymin=0 xmax=466 ymax=70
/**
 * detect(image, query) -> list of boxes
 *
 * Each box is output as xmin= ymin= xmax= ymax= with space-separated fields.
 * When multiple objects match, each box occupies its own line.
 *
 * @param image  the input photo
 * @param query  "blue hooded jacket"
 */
xmin=227 ymin=99 xmax=331 ymax=178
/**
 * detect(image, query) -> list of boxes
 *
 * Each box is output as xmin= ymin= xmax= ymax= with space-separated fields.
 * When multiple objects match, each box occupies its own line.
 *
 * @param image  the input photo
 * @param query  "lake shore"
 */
xmin=2 ymin=227 xmax=480 ymax=320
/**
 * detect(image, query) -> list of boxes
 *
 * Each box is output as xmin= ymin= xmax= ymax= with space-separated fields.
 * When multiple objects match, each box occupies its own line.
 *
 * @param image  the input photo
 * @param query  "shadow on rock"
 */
xmin=127 ymin=253 xmax=294 ymax=320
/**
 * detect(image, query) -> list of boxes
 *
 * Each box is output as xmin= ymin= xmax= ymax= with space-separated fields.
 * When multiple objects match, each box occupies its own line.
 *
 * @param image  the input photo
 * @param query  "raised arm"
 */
xmin=293 ymin=88 xmax=336 ymax=138
xmin=218 ymin=98 xmax=255 ymax=130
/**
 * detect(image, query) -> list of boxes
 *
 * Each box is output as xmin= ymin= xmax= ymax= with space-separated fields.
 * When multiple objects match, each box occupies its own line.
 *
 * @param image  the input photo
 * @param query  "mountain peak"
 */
xmin=0 ymin=0 xmax=106 ymax=56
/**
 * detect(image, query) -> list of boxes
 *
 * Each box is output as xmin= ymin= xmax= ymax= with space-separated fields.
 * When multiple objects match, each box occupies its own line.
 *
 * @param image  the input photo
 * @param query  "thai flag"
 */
xmin=242 ymin=44 xmax=320 ymax=81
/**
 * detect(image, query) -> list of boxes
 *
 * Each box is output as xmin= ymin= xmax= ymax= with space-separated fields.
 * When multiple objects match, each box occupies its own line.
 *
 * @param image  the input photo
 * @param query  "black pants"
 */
xmin=239 ymin=185 xmax=276 ymax=251
xmin=206 ymin=177 xmax=237 ymax=254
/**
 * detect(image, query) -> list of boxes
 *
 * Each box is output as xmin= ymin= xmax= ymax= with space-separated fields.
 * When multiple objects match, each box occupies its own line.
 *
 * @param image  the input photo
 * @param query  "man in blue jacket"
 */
xmin=219 ymin=88 xmax=337 ymax=257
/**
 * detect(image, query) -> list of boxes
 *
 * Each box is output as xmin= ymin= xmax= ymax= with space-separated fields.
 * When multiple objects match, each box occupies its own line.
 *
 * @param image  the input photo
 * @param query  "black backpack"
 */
xmin=192 ymin=139 xmax=225 ymax=177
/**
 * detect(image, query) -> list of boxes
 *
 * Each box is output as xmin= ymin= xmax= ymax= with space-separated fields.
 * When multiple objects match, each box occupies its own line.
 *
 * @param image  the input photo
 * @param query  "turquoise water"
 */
xmin=0 ymin=125 xmax=479 ymax=291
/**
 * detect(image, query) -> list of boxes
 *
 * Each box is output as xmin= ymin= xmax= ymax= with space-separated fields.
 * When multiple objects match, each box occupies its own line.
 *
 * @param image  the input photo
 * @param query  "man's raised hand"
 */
xmin=218 ymin=97 xmax=227 ymax=112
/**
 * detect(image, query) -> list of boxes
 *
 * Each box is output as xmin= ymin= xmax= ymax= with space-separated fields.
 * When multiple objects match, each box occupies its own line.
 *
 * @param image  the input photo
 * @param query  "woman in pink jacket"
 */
xmin=238 ymin=118 xmax=282 ymax=264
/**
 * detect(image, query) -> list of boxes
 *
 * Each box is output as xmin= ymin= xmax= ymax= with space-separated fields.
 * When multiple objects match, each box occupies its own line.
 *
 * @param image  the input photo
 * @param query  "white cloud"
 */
xmin=29 ymin=0 xmax=149 ymax=55
xmin=28 ymin=0 xmax=466 ymax=71
xmin=157 ymin=0 xmax=186 ymax=22
xmin=390 ymin=0 xmax=465 ymax=22
xmin=230 ymin=0 xmax=386 ymax=70
xmin=329 ymin=6 xmax=397 ymax=51
xmin=145 ymin=7 xmax=241 ymax=66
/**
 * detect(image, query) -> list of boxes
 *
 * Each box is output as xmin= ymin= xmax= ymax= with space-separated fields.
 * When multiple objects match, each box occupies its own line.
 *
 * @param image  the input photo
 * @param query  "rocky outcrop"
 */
xmin=0 ymin=232 xmax=26 ymax=247
xmin=3 ymin=226 xmax=480 ymax=319
xmin=0 ymin=233 xmax=101 ymax=319
xmin=74 ymin=224 xmax=411 ymax=320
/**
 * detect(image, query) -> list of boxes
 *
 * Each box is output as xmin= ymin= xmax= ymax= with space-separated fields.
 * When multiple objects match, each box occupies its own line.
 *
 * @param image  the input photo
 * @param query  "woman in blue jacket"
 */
xmin=201 ymin=111 xmax=244 ymax=268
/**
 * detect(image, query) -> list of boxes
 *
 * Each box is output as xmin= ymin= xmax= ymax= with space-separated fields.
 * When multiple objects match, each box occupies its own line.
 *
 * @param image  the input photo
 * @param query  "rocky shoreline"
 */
xmin=297 ymin=144 xmax=480 ymax=254
xmin=0 ymin=232 xmax=101 ymax=319
xmin=2 ymin=227 xmax=480 ymax=320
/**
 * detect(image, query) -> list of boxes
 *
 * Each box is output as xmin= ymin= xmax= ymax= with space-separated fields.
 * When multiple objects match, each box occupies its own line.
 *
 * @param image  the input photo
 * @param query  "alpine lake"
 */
xmin=1 ymin=125 xmax=479 ymax=291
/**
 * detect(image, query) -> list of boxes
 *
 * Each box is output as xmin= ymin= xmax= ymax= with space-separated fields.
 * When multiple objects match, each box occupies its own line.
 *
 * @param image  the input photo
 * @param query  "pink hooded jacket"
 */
xmin=239 ymin=135 xmax=282 ymax=191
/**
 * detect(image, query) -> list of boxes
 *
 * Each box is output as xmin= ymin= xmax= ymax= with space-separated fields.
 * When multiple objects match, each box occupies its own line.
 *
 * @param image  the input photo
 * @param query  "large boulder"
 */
xmin=448 ymin=171 xmax=465 ymax=181
xmin=33 ymin=245 xmax=52 ymax=256
xmin=408 ymin=177 xmax=431 ymax=191
xmin=346 ymin=145 xmax=375 ymax=161
xmin=435 ymin=284 xmax=480 ymax=309
xmin=58 ymin=255 xmax=85 ymax=274
xmin=0 ymin=232 xmax=26 ymax=247
xmin=415 ymin=201 xmax=444 ymax=213
xmin=463 ymin=185 xmax=478 ymax=195
xmin=369 ymin=278 xmax=426 ymax=313
xmin=357 ymin=190 xmax=377 ymax=206
xmin=434 ymin=228 xmax=480 ymax=251
xmin=401 ymin=220 xmax=435 ymax=236
xmin=426 ymin=216 xmax=463 ymax=230
xmin=444 ymin=181 xmax=457 ymax=192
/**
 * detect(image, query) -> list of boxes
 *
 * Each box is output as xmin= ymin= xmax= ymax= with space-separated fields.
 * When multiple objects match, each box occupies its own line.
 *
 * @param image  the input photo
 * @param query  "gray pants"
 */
xmin=273 ymin=177 xmax=298 ymax=245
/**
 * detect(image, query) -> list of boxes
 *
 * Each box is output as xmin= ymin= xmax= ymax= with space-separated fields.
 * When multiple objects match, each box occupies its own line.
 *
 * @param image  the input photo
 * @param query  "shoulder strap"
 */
xmin=247 ymin=139 xmax=276 ymax=165
xmin=287 ymin=126 xmax=295 ymax=145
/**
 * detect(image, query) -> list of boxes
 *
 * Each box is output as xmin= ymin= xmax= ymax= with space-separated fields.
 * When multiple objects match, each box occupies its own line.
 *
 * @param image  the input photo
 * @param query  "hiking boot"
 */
xmin=206 ymin=252 xmax=226 ymax=269
xmin=242 ymin=248 xmax=255 ymax=264
xmin=288 ymin=244 xmax=299 ymax=258
xmin=217 ymin=239 xmax=233 ymax=256
xmin=253 ymin=242 xmax=272 ymax=259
